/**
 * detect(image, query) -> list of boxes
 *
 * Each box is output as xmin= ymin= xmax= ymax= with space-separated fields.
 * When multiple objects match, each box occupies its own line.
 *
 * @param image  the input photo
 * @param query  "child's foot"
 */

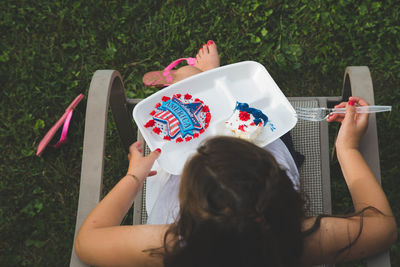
xmin=195 ymin=40 xmax=220 ymax=71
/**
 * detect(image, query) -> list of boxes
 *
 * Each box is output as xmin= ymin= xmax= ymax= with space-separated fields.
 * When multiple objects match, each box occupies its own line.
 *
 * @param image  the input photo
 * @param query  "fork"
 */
xmin=295 ymin=105 xmax=392 ymax=121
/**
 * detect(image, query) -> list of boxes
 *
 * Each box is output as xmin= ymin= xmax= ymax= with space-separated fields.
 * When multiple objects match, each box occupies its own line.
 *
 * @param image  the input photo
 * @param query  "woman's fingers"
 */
xmin=343 ymin=101 xmax=356 ymax=124
xmin=349 ymin=96 xmax=369 ymax=107
xmin=128 ymin=141 xmax=142 ymax=154
xmin=326 ymin=102 xmax=347 ymax=122
xmin=144 ymin=150 xmax=161 ymax=178
xmin=126 ymin=144 xmax=161 ymax=179
xmin=327 ymin=113 xmax=344 ymax=122
xmin=128 ymin=141 xmax=144 ymax=160
xmin=327 ymin=98 xmax=369 ymax=123
xmin=327 ymin=113 xmax=345 ymax=122
xmin=142 ymin=149 xmax=161 ymax=169
xmin=349 ymin=97 xmax=369 ymax=130
xmin=148 ymin=170 xmax=158 ymax=176
xmin=349 ymin=96 xmax=369 ymax=120
xmin=133 ymin=141 xmax=143 ymax=153
xmin=336 ymin=102 xmax=347 ymax=108
xmin=147 ymin=148 xmax=161 ymax=160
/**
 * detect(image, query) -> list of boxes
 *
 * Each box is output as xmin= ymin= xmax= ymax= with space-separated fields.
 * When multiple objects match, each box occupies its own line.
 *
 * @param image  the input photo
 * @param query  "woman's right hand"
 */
xmin=327 ymin=96 xmax=369 ymax=151
xmin=126 ymin=141 xmax=161 ymax=183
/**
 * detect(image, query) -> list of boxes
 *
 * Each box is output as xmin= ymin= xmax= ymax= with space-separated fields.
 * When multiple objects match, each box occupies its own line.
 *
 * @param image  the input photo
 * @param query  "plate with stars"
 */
xmin=133 ymin=61 xmax=297 ymax=174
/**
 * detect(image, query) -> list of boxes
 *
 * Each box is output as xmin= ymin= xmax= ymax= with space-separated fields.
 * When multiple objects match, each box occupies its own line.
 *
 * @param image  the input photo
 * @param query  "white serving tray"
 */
xmin=133 ymin=61 xmax=297 ymax=175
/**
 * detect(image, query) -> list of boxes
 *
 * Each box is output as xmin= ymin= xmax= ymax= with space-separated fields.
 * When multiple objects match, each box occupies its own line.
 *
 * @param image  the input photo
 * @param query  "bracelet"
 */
xmin=126 ymin=173 xmax=140 ymax=184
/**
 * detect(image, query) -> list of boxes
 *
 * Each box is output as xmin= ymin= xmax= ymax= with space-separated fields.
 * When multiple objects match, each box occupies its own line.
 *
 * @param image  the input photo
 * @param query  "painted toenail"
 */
xmin=207 ymin=40 xmax=214 ymax=45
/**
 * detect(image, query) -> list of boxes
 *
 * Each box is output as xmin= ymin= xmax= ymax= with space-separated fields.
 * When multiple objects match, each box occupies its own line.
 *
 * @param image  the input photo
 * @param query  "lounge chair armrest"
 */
xmin=342 ymin=66 xmax=391 ymax=267
xmin=70 ymin=70 xmax=127 ymax=267
xmin=109 ymin=76 xmax=136 ymax=152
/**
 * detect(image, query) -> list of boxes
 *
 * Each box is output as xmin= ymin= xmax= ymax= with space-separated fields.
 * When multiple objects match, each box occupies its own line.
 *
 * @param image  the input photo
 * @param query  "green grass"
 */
xmin=1 ymin=0 xmax=399 ymax=266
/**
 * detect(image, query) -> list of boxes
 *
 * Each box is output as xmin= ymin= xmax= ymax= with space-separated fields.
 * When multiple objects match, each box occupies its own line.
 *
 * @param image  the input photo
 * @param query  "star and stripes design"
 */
xmin=144 ymin=93 xmax=211 ymax=143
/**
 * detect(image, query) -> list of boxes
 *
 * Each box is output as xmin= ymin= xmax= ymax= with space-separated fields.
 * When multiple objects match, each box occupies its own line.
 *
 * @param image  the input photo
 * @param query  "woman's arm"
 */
xmin=335 ymin=97 xmax=394 ymax=216
xmin=74 ymin=142 xmax=167 ymax=267
xmin=302 ymin=97 xmax=397 ymax=265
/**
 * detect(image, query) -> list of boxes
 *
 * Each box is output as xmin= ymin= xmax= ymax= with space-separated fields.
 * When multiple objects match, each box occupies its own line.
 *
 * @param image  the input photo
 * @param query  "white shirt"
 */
xmin=146 ymin=138 xmax=300 ymax=224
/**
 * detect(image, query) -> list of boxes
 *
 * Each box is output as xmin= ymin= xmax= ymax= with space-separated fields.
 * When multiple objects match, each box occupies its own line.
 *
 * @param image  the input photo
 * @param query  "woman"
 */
xmin=75 ymin=96 xmax=396 ymax=266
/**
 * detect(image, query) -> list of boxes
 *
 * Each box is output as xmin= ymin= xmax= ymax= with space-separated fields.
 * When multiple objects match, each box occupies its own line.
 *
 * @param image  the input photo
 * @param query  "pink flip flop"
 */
xmin=36 ymin=94 xmax=84 ymax=156
xmin=142 ymin=57 xmax=196 ymax=87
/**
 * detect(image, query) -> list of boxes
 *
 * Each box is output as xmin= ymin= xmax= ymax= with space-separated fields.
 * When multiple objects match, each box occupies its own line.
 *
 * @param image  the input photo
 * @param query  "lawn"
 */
xmin=1 ymin=0 xmax=399 ymax=266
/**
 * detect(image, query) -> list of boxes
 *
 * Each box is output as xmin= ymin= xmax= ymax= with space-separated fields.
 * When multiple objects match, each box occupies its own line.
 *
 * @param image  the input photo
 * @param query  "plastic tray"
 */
xmin=133 ymin=61 xmax=297 ymax=174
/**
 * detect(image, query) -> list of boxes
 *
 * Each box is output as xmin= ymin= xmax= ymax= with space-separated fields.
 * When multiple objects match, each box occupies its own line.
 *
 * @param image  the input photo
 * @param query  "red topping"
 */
xmin=163 ymin=136 xmax=171 ymax=141
xmin=204 ymin=123 xmax=209 ymax=129
xmin=193 ymin=133 xmax=200 ymax=138
xmin=238 ymin=125 xmax=245 ymax=132
xmin=176 ymin=137 xmax=184 ymax=143
xmin=202 ymin=105 xmax=210 ymax=112
xmin=153 ymin=127 xmax=161 ymax=134
xmin=162 ymin=96 xmax=170 ymax=102
xmin=173 ymin=93 xmax=181 ymax=98
xmin=184 ymin=93 xmax=192 ymax=100
xmin=144 ymin=119 xmax=155 ymax=128
xmin=185 ymin=136 xmax=192 ymax=142
xmin=149 ymin=110 xmax=156 ymax=116
xmin=239 ymin=111 xmax=251 ymax=121
xmin=155 ymin=102 xmax=161 ymax=108
xmin=195 ymin=98 xmax=204 ymax=103
xmin=200 ymin=129 xmax=205 ymax=134
xmin=250 ymin=122 xmax=255 ymax=126
xmin=205 ymin=112 xmax=211 ymax=123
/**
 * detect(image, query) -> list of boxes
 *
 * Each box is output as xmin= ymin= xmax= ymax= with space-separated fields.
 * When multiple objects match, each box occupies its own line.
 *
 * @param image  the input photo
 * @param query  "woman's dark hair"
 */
xmin=162 ymin=136 xmax=305 ymax=267
xmin=144 ymin=136 xmax=384 ymax=266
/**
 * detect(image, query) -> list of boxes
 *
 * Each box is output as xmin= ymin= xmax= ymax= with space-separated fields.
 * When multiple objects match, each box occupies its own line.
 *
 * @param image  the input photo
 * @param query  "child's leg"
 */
xmin=173 ymin=65 xmax=203 ymax=83
xmin=172 ymin=40 xmax=220 ymax=84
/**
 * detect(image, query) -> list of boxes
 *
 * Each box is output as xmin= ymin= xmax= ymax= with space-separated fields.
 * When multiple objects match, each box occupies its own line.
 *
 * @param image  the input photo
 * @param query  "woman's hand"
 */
xmin=327 ymin=96 xmax=369 ymax=151
xmin=126 ymin=141 xmax=161 ymax=183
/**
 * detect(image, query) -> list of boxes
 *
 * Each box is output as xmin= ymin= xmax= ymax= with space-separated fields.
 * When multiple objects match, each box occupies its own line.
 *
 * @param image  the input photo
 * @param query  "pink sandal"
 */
xmin=36 ymin=94 xmax=84 ymax=156
xmin=142 ymin=57 xmax=196 ymax=87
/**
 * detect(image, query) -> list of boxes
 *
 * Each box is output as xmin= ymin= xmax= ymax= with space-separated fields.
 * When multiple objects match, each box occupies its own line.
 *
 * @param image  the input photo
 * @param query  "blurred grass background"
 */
xmin=1 ymin=0 xmax=399 ymax=266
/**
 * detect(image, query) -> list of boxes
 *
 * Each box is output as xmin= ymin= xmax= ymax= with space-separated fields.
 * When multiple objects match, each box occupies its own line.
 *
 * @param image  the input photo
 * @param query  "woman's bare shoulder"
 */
xmin=301 ymin=213 xmax=396 ymax=265
xmin=75 ymin=224 xmax=170 ymax=267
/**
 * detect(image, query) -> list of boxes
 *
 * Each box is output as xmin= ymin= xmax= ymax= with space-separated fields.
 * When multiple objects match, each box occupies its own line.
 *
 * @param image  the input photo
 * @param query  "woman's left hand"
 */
xmin=126 ymin=141 xmax=161 ymax=183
